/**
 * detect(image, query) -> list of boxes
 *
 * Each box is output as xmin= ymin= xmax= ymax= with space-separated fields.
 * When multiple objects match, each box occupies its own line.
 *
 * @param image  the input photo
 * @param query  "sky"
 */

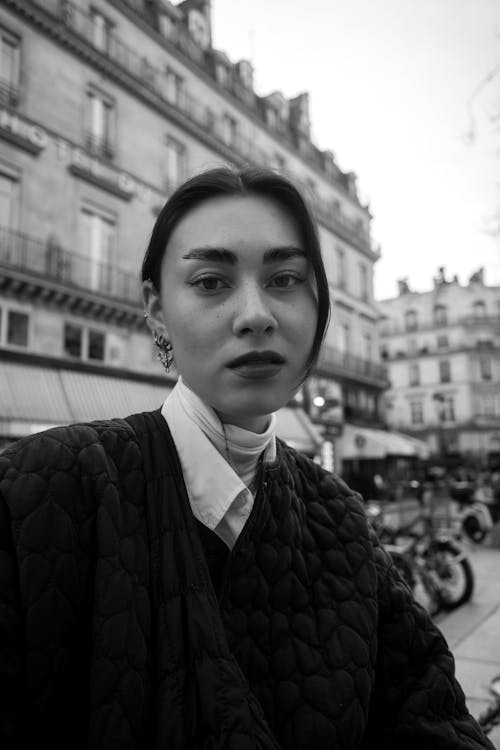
xmin=197 ymin=0 xmax=500 ymax=300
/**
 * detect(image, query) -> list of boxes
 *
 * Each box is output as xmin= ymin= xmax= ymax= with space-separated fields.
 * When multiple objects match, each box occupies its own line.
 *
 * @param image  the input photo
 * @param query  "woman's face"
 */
xmin=143 ymin=194 xmax=318 ymax=432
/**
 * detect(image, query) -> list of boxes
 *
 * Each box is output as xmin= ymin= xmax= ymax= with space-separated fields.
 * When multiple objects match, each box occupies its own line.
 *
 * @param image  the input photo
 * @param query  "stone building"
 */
xmin=378 ymin=267 xmax=500 ymax=468
xmin=0 ymin=0 xmax=387 ymax=470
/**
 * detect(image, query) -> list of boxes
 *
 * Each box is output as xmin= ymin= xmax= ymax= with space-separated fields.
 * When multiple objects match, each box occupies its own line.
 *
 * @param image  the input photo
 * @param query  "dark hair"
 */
xmin=142 ymin=166 xmax=331 ymax=379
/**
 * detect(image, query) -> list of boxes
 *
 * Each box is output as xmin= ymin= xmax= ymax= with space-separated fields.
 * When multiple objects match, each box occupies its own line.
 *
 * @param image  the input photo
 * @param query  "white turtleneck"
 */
xmin=161 ymin=377 xmax=276 ymax=549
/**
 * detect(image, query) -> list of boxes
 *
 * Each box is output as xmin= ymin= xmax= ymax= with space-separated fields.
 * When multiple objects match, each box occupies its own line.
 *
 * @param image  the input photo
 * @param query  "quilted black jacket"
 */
xmin=0 ymin=410 xmax=493 ymax=749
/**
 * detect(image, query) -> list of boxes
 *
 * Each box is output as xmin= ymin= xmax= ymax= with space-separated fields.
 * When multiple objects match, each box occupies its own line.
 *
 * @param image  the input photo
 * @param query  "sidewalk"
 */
xmin=373 ymin=498 xmax=500 ymax=745
xmin=436 ymin=544 xmax=500 ymax=748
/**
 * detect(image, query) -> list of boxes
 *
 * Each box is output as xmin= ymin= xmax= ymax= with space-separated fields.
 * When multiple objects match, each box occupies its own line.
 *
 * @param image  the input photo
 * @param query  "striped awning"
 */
xmin=275 ymin=406 xmax=324 ymax=455
xmin=340 ymin=424 xmax=429 ymax=460
xmin=1 ymin=361 xmax=324 ymax=456
xmin=0 ymin=360 xmax=171 ymax=437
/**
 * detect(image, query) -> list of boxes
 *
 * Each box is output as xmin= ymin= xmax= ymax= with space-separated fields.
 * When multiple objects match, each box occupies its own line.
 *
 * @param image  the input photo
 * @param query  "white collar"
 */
xmin=161 ymin=377 xmax=276 ymax=533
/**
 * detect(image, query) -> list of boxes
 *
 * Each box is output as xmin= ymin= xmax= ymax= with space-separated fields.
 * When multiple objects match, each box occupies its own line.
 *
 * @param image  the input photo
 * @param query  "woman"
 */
xmin=0 ymin=167 xmax=493 ymax=749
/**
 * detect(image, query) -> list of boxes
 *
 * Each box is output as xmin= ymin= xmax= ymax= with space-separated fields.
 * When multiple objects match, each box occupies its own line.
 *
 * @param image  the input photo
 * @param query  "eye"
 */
xmin=268 ymin=272 xmax=304 ymax=289
xmin=189 ymin=275 xmax=229 ymax=292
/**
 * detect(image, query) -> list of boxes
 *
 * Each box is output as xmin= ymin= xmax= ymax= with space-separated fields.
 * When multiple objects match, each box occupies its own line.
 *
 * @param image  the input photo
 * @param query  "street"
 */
xmin=436 ymin=543 xmax=500 ymax=748
xmin=375 ymin=499 xmax=500 ymax=746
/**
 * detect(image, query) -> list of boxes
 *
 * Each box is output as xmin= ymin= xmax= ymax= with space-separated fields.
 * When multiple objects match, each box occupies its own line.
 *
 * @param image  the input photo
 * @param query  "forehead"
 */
xmin=167 ymin=194 xmax=303 ymax=253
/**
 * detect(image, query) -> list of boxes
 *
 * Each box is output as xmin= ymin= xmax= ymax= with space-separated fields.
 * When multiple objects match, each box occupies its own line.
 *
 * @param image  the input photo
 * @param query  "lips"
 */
xmin=227 ymin=350 xmax=285 ymax=368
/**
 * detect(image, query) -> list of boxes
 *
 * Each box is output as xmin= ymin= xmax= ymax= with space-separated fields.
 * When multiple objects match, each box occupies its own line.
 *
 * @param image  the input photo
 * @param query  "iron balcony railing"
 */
xmin=0 ymin=225 xmax=141 ymax=305
xmin=85 ymin=132 xmax=115 ymax=160
xmin=318 ymin=344 xmax=388 ymax=383
xmin=0 ymin=77 xmax=19 ymax=107
xmin=27 ymin=0 xmax=372 ymax=254
xmin=381 ymin=314 xmax=500 ymax=336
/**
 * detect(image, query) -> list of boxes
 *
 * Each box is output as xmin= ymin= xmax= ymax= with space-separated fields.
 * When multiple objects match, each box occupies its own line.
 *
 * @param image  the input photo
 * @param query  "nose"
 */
xmin=232 ymin=283 xmax=278 ymax=337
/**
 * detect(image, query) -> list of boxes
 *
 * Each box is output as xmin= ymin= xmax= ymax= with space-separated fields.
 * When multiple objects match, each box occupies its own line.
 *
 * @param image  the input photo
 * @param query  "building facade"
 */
xmin=378 ymin=268 xmax=500 ymax=468
xmin=0 ymin=0 xmax=387 ymax=469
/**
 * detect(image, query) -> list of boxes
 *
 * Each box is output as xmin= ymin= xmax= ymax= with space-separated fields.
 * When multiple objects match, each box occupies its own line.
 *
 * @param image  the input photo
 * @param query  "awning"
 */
xmin=340 ymin=424 xmax=429 ymax=460
xmin=0 ymin=361 xmax=172 ymax=436
xmin=1 ymin=362 xmax=324 ymax=455
xmin=275 ymin=406 xmax=324 ymax=454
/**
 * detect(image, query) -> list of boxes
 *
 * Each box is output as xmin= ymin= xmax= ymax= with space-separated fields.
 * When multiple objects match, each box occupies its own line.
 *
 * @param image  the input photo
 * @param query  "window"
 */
xmin=159 ymin=13 xmax=175 ymax=40
xmin=222 ymin=113 xmax=238 ymax=146
xmin=409 ymin=363 xmax=420 ymax=386
xmin=165 ymin=136 xmax=185 ymax=189
xmin=433 ymin=305 xmax=447 ymax=326
xmin=79 ymin=206 xmax=116 ymax=293
xmin=6 ymin=309 xmax=29 ymax=347
xmin=0 ymin=170 xmax=19 ymax=230
xmin=442 ymin=396 xmax=455 ymax=422
xmin=0 ymin=27 xmax=20 ymax=105
xmin=165 ymin=67 xmax=184 ymax=107
xmin=476 ymin=338 xmax=493 ymax=350
xmin=215 ymin=62 xmax=230 ymax=87
xmin=410 ymin=401 xmax=424 ymax=425
xmin=86 ymin=89 xmax=115 ymax=158
xmin=266 ymin=106 xmax=277 ymax=129
xmin=64 ymin=322 xmax=82 ymax=357
xmin=407 ymin=338 xmax=417 ymax=356
xmin=338 ymin=323 xmax=349 ymax=355
xmin=359 ymin=263 xmax=369 ymax=301
xmin=479 ymin=356 xmax=492 ymax=381
xmin=439 ymin=360 xmax=451 ymax=383
xmin=91 ymin=9 xmax=113 ymax=54
xmin=88 ymin=328 xmax=105 ymax=360
xmin=63 ymin=322 xmax=106 ymax=361
xmin=437 ymin=334 xmax=449 ymax=349
xmin=336 ymin=247 xmax=346 ymax=290
xmin=473 ymin=301 xmax=486 ymax=318
xmin=405 ymin=309 xmax=418 ymax=331
xmin=476 ymin=393 xmax=498 ymax=418
xmin=362 ymin=333 xmax=372 ymax=361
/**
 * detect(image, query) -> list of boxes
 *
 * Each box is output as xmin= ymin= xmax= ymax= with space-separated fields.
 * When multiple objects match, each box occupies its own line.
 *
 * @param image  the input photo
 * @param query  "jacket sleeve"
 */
xmin=0 ymin=476 xmax=24 ymax=748
xmin=0 ymin=428 xmax=100 ymax=749
xmin=362 ymin=530 xmax=494 ymax=749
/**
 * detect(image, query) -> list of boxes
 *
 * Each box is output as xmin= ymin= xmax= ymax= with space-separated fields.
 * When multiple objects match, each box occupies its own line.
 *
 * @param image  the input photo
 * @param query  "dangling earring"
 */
xmin=153 ymin=330 xmax=174 ymax=373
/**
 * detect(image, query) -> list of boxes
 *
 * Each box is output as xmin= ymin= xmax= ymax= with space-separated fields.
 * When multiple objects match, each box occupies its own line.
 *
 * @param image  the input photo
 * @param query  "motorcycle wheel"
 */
xmin=462 ymin=514 xmax=487 ymax=544
xmin=389 ymin=551 xmax=445 ymax=615
xmin=428 ymin=540 xmax=474 ymax=611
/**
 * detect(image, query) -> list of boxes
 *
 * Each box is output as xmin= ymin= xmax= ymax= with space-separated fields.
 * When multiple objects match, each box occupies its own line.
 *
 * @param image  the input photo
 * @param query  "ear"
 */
xmin=142 ymin=280 xmax=168 ymax=337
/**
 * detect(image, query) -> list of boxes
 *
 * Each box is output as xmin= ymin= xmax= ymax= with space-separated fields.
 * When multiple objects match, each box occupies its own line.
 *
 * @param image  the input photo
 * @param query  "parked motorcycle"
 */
xmin=455 ymin=498 xmax=493 ymax=544
xmin=366 ymin=502 xmax=474 ymax=616
xmin=449 ymin=474 xmax=497 ymax=544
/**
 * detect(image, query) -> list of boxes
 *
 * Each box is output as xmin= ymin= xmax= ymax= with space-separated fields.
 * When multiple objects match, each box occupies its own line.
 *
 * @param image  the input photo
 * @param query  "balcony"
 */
xmin=316 ymin=344 xmax=389 ymax=387
xmin=0 ymin=78 xmax=19 ymax=107
xmin=0 ymin=225 xmax=142 ymax=323
xmin=381 ymin=313 xmax=500 ymax=337
xmin=85 ymin=132 xmax=114 ymax=160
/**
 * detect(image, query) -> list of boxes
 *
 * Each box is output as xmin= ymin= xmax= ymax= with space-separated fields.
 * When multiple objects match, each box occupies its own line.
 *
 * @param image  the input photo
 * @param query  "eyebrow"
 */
xmin=182 ymin=246 xmax=307 ymax=265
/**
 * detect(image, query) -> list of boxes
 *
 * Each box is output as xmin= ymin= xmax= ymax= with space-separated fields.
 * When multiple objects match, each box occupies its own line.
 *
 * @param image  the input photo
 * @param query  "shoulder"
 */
xmin=1 ymin=417 xmax=132 ymax=473
xmin=277 ymin=438 xmax=364 ymax=504
xmin=275 ymin=439 xmax=368 ymax=529
xmin=0 ymin=410 xmax=162 ymax=501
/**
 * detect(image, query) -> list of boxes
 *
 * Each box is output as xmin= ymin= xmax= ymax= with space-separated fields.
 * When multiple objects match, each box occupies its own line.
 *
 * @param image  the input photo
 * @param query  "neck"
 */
xmin=215 ymin=410 xmax=270 ymax=433
xmin=174 ymin=377 xmax=276 ymax=483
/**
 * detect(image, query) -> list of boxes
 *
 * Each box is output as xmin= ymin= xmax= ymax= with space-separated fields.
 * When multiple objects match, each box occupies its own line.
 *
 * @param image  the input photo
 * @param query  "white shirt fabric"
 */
xmin=161 ymin=377 xmax=276 ymax=549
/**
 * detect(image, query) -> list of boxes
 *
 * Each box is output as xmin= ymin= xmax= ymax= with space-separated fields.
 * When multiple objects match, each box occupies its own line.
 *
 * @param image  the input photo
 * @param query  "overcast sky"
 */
xmin=202 ymin=0 xmax=500 ymax=300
